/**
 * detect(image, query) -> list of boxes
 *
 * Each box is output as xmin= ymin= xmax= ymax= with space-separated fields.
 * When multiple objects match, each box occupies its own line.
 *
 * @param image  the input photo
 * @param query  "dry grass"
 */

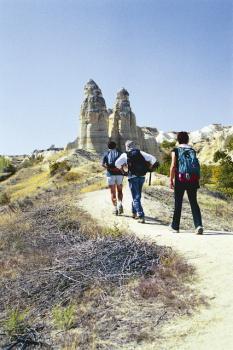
xmin=6 ymin=169 xmax=50 ymax=201
xmin=0 ymin=157 xmax=205 ymax=349
xmin=80 ymin=179 xmax=107 ymax=193
xmin=0 ymin=185 xmax=202 ymax=349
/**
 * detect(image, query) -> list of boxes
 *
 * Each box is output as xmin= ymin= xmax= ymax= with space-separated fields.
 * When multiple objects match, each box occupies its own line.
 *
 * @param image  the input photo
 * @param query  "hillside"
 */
xmin=0 ymin=149 xmax=232 ymax=349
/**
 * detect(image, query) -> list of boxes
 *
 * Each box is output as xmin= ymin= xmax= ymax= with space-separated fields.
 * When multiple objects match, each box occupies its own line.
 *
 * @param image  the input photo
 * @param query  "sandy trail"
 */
xmin=80 ymin=186 xmax=233 ymax=350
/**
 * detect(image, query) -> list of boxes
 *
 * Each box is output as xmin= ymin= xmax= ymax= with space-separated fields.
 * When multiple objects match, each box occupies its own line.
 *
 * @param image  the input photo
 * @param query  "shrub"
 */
xmin=157 ymin=153 xmax=171 ymax=176
xmin=218 ymin=157 xmax=233 ymax=189
xmin=4 ymin=308 xmax=28 ymax=336
xmin=200 ymin=164 xmax=213 ymax=186
xmin=213 ymin=150 xmax=227 ymax=163
xmin=213 ymin=150 xmax=233 ymax=193
xmin=211 ymin=165 xmax=221 ymax=184
xmin=160 ymin=140 xmax=176 ymax=150
xmin=49 ymin=160 xmax=71 ymax=177
xmin=19 ymin=155 xmax=44 ymax=168
xmin=63 ymin=171 xmax=82 ymax=182
xmin=0 ymin=192 xmax=11 ymax=205
xmin=0 ymin=156 xmax=16 ymax=175
xmin=226 ymin=136 xmax=233 ymax=151
xmin=103 ymin=223 xmax=123 ymax=237
xmin=52 ymin=304 xmax=76 ymax=330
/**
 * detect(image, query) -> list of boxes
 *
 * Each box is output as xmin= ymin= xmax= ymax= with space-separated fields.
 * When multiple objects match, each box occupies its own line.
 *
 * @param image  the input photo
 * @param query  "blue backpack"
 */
xmin=105 ymin=149 xmax=122 ymax=175
xmin=177 ymin=147 xmax=200 ymax=183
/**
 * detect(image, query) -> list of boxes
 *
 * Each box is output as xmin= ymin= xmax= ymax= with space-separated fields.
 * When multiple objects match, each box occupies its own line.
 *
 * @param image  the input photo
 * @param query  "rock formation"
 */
xmin=68 ymin=80 xmax=233 ymax=164
xmin=109 ymin=88 xmax=139 ymax=150
xmin=78 ymin=80 xmax=109 ymax=154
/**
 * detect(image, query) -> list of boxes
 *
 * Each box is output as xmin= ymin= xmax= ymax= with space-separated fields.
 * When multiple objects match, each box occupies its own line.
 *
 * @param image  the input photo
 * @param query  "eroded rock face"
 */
xmin=139 ymin=127 xmax=162 ymax=161
xmin=109 ymin=88 xmax=139 ymax=150
xmin=78 ymin=80 xmax=109 ymax=154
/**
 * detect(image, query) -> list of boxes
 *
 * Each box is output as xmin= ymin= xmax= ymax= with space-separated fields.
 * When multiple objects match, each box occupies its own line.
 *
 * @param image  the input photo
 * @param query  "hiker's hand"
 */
xmin=170 ymin=179 xmax=174 ymax=190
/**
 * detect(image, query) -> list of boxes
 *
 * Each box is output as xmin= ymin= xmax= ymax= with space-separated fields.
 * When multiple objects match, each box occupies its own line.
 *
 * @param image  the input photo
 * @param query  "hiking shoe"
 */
xmin=132 ymin=213 xmax=138 ymax=219
xmin=113 ymin=207 xmax=118 ymax=216
xmin=138 ymin=216 xmax=145 ymax=224
xmin=118 ymin=204 xmax=124 ymax=215
xmin=196 ymin=226 xmax=204 ymax=235
xmin=169 ymin=225 xmax=179 ymax=233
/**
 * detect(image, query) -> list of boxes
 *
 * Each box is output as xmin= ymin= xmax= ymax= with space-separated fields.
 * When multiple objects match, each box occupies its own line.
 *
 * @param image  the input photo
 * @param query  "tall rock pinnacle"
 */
xmin=109 ymin=88 xmax=139 ymax=150
xmin=78 ymin=79 xmax=109 ymax=153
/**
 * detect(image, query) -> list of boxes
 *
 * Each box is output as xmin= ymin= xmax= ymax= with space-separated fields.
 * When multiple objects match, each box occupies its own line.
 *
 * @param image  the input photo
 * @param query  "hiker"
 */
xmin=102 ymin=141 xmax=124 ymax=215
xmin=115 ymin=140 xmax=157 ymax=223
xmin=169 ymin=131 xmax=203 ymax=234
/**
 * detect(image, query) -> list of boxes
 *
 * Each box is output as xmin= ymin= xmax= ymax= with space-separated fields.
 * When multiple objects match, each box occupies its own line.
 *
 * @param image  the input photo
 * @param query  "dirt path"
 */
xmin=80 ymin=186 xmax=233 ymax=350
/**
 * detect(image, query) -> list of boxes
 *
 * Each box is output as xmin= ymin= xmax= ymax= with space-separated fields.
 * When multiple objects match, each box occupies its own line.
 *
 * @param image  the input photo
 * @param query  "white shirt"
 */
xmin=115 ymin=150 xmax=156 ymax=177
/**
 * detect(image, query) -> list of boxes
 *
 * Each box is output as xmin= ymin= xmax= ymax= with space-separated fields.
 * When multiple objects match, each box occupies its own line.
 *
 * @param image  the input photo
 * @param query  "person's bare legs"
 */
xmin=116 ymin=184 xmax=123 ymax=214
xmin=109 ymin=185 xmax=118 ymax=215
xmin=117 ymin=184 xmax=123 ymax=202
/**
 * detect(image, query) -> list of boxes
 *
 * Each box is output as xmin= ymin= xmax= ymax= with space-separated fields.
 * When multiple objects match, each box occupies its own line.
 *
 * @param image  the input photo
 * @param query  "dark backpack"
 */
xmin=177 ymin=147 xmax=200 ymax=183
xmin=127 ymin=149 xmax=148 ymax=176
xmin=105 ymin=149 xmax=122 ymax=175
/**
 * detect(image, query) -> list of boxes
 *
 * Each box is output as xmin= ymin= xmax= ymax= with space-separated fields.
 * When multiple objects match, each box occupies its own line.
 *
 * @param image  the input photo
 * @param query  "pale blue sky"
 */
xmin=0 ymin=0 xmax=232 ymax=154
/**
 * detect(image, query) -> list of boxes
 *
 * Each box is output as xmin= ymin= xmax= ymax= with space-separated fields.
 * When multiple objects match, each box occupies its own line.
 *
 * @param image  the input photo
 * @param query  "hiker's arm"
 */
xmin=170 ymin=151 xmax=176 ymax=189
xmin=140 ymin=151 xmax=156 ymax=169
xmin=115 ymin=153 xmax=127 ymax=171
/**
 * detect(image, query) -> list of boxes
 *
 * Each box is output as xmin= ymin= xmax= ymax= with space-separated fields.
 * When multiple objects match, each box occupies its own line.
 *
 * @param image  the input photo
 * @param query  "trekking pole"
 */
xmin=149 ymin=172 xmax=152 ymax=186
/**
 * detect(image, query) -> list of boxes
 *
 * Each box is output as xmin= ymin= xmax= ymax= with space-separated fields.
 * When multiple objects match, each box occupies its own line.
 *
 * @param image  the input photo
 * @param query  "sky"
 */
xmin=0 ymin=0 xmax=232 ymax=155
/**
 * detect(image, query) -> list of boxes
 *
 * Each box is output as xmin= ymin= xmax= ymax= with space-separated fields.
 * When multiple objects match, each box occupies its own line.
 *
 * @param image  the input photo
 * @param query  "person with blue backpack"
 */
xmin=102 ymin=141 xmax=124 ymax=215
xmin=115 ymin=140 xmax=157 ymax=223
xmin=170 ymin=131 xmax=203 ymax=234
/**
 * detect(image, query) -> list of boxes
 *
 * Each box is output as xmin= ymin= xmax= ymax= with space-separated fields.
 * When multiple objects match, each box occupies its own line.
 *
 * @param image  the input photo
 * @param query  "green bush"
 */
xmin=226 ymin=136 xmax=233 ymax=151
xmin=52 ymin=304 xmax=76 ymax=330
xmin=157 ymin=153 xmax=171 ymax=176
xmin=0 ymin=156 xmax=16 ymax=174
xmin=49 ymin=160 xmax=71 ymax=177
xmin=200 ymin=164 xmax=213 ymax=186
xmin=218 ymin=156 xmax=233 ymax=189
xmin=63 ymin=171 xmax=82 ymax=182
xmin=0 ymin=192 xmax=11 ymax=206
xmin=213 ymin=150 xmax=233 ymax=196
xmin=20 ymin=155 xmax=44 ymax=168
xmin=160 ymin=140 xmax=176 ymax=150
xmin=4 ymin=308 xmax=28 ymax=336
xmin=213 ymin=150 xmax=227 ymax=163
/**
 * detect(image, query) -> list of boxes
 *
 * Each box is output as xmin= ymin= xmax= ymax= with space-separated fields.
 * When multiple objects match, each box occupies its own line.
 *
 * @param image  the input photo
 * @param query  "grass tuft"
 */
xmin=52 ymin=304 xmax=76 ymax=330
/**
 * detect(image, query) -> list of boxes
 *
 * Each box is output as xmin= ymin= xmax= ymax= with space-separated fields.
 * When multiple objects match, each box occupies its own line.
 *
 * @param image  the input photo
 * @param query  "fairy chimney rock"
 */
xmin=78 ymin=79 xmax=109 ymax=153
xmin=109 ymin=88 xmax=139 ymax=150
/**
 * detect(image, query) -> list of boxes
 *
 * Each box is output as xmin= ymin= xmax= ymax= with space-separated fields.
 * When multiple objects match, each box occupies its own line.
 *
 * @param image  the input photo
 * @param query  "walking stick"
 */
xmin=149 ymin=172 xmax=152 ymax=186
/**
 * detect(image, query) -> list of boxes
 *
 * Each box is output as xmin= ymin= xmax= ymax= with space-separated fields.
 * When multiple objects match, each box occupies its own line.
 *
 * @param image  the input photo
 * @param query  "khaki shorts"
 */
xmin=107 ymin=175 xmax=124 ymax=186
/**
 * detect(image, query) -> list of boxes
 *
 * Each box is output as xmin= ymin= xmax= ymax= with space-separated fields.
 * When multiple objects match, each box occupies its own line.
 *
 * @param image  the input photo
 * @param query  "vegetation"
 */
xmin=0 ymin=192 xmax=11 ymax=206
xmin=160 ymin=140 xmax=176 ymax=150
xmin=20 ymin=155 xmax=43 ymax=168
xmin=0 ymin=162 xmax=201 ymax=349
xmin=0 ymin=156 xmax=11 ymax=172
xmin=156 ymin=140 xmax=176 ymax=176
xmin=4 ymin=308 xmax=28 ymax=336
xmin=49 ymin=160 xmax=71 ymax=176
xmin=0 ymin=156 xmax=16 ymax=179
xmin=201 ymin=138 xmax=233 ymax=197
xmin=157 ymin=153 xmax=171 ymax=176
xmin=52 ymin=304 xmax=76 ymax=330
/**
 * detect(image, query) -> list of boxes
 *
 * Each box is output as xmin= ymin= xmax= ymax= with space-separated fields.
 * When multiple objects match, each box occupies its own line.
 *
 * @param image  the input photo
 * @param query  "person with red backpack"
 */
xmin=115 ymin=140 xmax=157 ymax=223
xmin=170 ymin=131 xmax=203 ymax=234
xmin=102 ymin=141 xmax=124 ymax=215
